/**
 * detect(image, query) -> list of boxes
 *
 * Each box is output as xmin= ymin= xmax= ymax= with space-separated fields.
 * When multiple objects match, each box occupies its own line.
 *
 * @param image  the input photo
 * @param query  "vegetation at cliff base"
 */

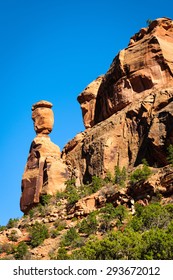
xmin=56 ymin=203 xmax=173 ymax=260
xmin=1 ymin=159 xmax=173 ymax=260
xmin=130 ymin=160 xmax=152 ymax=184
xmin=28 ymin=222 xmax=49 ymax=248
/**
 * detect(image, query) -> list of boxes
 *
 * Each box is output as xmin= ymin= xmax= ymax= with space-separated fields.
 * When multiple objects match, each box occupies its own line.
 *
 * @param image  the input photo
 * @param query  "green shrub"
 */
xmin=28 ymin=209 xmax=35 ymax=218
xmin=141 ymin=203 xmax=169 ymax=229
xmin=28 ymin=222 xmax=49 ymax=248
xmin=50 ymin=220 xmax=66 ymax=238
xmin=6 ymin=218 xmax=19 ymax=229
xmin=78 ymin=178 xmax=103 ymax=198
xmin=91 ymin=176 xmax=103 ymax=192
xmin=114 ymin=166 xmax=126 ymax=187
xmin=70 ymin=228 xmax=142 ymax=260
xmin=167 ymin=144 xmax=173 ymax=166
xmin=141 ymin=228 xmax=173 ymax=259
xmin=65 ymin=179 xmax=79 ymax=205
xmin=60 ymin=228 xmax=83 ymax=248
xmin=0 ymin=225 xmax=6 ymax=231
xmin=164 ymin=204 xmax=173 ymax=214
xmin=8 ymin=230 xmax=19 ymax=242
xmin=100 ymin=204 xmax=128 ymax=231
xmin=37 ymin=204 xmax=50 ymax=217
xmin=50 ymin=229 xmax=61 ymax=238
xmin=53 ymin=219 xmax=66 ymax=231
xmin=56 ymin=247 xmax=70 ymax=260
xmin=56 ymin=191 xmax=66 ymax=200
xmin=14 ymin=242 xmax=29 ymax=260
xmin=104 ymin=171 xmax=113 ymax=183
xmin=146 ymin=19 xmax=153 ymax=26
xmin=130 ymin=160 xmax=152 ymax=184
xmin=78 ymin=212 xmax=98 ymax=235
xmin=130 ymin=203 xmax=172 ymax=231
xmin=40 ymin=194 xmax=52 ymax=206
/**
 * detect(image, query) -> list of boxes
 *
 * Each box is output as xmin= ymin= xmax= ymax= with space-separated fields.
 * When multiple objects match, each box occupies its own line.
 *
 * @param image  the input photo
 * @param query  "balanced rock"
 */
xmin=20 ymin=101 xmax=69 ymax=214
xmin=32 ymin=100 xmax=54 ymax=134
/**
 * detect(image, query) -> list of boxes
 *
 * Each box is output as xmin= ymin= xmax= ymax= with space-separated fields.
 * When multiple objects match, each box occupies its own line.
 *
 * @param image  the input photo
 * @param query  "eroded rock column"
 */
xmin=20 ymin=100 xmax=68 ymax=214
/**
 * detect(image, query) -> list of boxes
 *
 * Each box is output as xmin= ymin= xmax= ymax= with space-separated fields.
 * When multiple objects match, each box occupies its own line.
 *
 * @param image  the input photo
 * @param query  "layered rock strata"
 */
xmin=20 ymin=101 xmax=68 ymax=214
xmin=63 ymin=88 xmax=173 ymax=184
xmin=63 ymin=18 xmax=173 ymax=184
xmin=77 ymin=17 xmax=173 ymax=127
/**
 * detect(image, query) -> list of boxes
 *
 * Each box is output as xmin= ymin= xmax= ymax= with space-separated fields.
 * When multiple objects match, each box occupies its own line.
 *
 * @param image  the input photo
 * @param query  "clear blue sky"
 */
xmin=0 ymin=0 xmax=172 ymax=225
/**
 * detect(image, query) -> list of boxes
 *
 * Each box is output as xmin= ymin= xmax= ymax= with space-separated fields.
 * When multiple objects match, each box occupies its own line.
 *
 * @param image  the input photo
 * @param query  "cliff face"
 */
xmin=78 ymin=17 xmax=173 ymax=128
xmin=62 ymin=17 xmax=173 ymax=184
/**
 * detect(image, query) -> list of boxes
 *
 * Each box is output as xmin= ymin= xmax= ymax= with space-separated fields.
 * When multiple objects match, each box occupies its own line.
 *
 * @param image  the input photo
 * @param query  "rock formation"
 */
xmin=62 ymin=17 xmax=173 ymax=184
xmin=20 ymin=101 xmax=68 ymax=214
xmin=20 ymin=17 xmax=173 ymax=211
xmin=77 ymin=75 xmax=104 ymax=128
xmin=94 ymin=17 xmax=173 ymax=124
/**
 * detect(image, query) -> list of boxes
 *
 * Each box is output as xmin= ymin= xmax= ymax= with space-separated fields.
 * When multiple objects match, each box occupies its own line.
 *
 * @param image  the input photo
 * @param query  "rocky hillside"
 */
xmin=0 ymin=17 xmax=173 ymax=260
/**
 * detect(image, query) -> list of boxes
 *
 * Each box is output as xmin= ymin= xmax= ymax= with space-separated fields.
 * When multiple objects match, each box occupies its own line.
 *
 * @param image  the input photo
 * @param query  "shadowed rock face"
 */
xmin=63 ymin=18 xmax=173 ymax=185
xmin=20 ymin=101 xmax=69 ymax=214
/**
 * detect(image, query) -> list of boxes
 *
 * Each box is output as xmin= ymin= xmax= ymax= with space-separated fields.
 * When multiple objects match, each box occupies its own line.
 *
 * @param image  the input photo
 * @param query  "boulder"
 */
xmin=32 ymin=100 xmax=54 ymax=134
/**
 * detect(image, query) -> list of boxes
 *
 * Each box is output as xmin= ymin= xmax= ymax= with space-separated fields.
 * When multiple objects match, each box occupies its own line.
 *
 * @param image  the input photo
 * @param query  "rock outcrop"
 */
xmin=20 ymin=101 xmax=69 ymax=214
xmin=77 ymin=17 xmax=173 ymax=127
xmin=77 ymin=76 xmax=104 ymax=128
xmin=95 ymin=17 xmax=173 ymax=124
xmin=62 ymin=18 xmax=173 ymax=184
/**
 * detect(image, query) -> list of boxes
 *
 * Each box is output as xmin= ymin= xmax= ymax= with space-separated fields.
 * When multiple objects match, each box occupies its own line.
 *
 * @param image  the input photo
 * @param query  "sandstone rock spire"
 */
xmin=20 ymin=100 xmax=68 ymax=214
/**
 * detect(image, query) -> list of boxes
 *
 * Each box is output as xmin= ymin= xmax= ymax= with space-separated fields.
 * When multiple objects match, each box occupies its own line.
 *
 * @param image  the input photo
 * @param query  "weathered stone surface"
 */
xmin=77 ymin=76 xmax=104 ymax=128
xmin=77 ymin=18 xmax=173 ymax=127
xmin=63 ymin=87 xmax=173 ymax=184
xmin=62 ymin=18 xmax=173 ymax=184
xmin=20 ymin=101 xmax=69 ymax=214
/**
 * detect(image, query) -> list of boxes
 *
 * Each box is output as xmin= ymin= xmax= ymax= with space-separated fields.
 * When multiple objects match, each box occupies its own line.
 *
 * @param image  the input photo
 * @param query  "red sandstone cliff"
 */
xmin=62 ymin=17 xmax=173 ymax=184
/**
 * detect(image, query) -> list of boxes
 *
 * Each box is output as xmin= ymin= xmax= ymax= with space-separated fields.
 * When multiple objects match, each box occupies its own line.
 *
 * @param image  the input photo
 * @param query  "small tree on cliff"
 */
xmin=146 ymin=19 xmax=152 ymax=26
